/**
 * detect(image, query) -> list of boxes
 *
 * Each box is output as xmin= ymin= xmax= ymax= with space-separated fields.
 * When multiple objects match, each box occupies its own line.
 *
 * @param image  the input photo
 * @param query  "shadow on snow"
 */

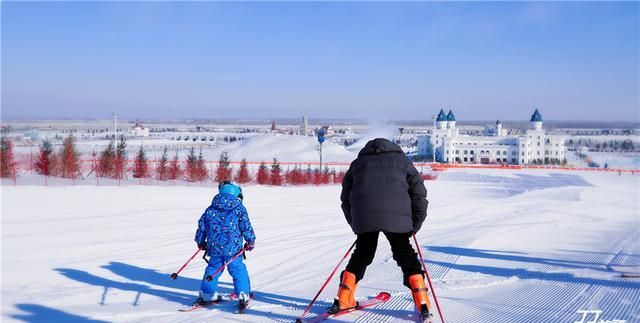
xmin=27 ymin=261 xmax=336 ymax=322
xmin=426 ymin=245 xmax=640 ymax=289
xmin=10 ymin=304 xmax=109 ymax=323
xmin=439 ymin=173 xmax=593 ymax=198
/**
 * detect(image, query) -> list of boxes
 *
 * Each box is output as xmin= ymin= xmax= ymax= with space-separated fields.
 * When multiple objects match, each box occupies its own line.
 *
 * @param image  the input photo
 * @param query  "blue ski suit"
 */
xmin=195 ymin=193 xmax=256 ymax=298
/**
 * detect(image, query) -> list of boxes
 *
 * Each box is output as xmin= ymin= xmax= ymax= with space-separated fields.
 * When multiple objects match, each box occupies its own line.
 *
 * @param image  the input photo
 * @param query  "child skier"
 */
xmin=332 ymin=138 xmax=431 ymax=321
xmin=194 ymin=181 xmax=256 ymax=311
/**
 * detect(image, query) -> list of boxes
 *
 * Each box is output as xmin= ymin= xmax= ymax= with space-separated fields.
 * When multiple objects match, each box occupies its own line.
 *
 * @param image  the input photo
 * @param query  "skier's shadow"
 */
xmin=54 ymin=262 xmax=333 ymax=321
xmin=10 ymin=304 xmax=110 ymax=323
xmin=103 ymin=261 xmax=322 ymax=309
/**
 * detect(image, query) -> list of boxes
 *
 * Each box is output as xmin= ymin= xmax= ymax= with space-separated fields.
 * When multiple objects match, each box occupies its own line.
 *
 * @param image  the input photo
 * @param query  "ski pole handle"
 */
xmin=296 ymin=240 xmax=357 ymax=322
xmin=413 ymin=234 xmax=446 ymax=323
xmin=170 ymin=248 xmax=201 ymax=280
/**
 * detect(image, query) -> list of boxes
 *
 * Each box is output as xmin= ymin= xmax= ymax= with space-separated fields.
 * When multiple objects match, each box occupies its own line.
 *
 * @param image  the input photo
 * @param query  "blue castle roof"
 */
xmin=436 ymin=109 xmax=448 ymax=122
xmin=530 ymin=109 xmax=543 ymax=122
xmin=447 ymin=110 xmax=456 ymax=121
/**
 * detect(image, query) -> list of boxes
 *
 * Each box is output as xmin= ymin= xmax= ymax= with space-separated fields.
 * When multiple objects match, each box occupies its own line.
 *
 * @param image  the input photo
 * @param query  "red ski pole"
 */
xmin=171 ymin=249 xmax=202 ymax=280
xmin=296 ymin=240 xmax=356 ymax=323
xmin=204 ymin=246 xmax=250 ymax=281
xmin=413 ymin=234 xmax=445 ymax=323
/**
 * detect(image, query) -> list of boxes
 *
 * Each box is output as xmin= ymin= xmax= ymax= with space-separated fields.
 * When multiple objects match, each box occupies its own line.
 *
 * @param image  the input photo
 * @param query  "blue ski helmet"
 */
xmin=218 ymin=180 xmax=243 ymax=200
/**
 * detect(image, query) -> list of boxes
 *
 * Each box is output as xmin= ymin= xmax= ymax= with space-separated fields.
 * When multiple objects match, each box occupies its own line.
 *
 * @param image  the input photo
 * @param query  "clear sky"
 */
xmin=1 ymin=1 xmax=638 ymax=121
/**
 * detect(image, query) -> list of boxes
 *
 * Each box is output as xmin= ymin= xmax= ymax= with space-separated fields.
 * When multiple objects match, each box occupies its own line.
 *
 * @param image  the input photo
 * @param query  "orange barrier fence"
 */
xmin=3 ymin=156 xmax=639 ymax=187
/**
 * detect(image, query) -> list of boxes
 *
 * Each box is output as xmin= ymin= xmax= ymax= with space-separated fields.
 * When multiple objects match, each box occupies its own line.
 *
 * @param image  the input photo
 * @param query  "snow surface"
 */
xmin=14 ymin=134 xmax=357 ymax=165
xmin=2 ymin=169 xmax=639 ymax=323
xmin=210 ymin=134 xmax=356 ymax=163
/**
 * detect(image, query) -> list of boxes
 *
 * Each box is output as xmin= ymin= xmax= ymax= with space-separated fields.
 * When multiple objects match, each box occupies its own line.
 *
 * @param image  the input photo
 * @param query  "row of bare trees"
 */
xmin=3 ymin=135 xmax=345 ymax=185
xmin=33 ymin=135 xmax=81 ymax=178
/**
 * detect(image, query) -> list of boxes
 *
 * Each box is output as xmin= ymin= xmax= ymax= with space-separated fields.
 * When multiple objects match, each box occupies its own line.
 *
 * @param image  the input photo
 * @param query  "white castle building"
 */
xmin=128 ymin=121 xmax=150 ymax=137
xmin=418 ymin=109 xmax=565 ymax=165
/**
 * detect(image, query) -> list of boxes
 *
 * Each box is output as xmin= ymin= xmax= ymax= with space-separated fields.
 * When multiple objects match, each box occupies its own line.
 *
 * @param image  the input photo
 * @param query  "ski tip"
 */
xmin=376 ymin=292 xmax=392 ymax=301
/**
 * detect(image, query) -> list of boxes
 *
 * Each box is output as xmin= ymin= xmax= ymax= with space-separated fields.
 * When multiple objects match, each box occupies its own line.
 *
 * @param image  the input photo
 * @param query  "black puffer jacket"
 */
xmin=341 ymin=138 xmax=428 ymax=234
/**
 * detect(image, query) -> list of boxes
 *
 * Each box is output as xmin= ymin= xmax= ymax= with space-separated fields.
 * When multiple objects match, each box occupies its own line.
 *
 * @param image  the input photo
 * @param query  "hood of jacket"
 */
xmin=358 ymin=138 xmax=405 ymax=156
xmin=211 ymin=193 xmax=242 ymax=211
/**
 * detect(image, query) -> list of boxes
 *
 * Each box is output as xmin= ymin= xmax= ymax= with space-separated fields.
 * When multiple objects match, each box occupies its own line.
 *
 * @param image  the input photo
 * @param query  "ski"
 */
xmin=415 ymin=303 xmax=434 ymax=323
xmin=414 ymin=313 xmax=434 ymax=323
xmin=297 ymin=292 xmax=391 ymax=323
xmin=231 ymin=292 xmax=254 ymax=314
xmin=178 ymin=298 xmax=225 ymax=312
xmin=234 ymin=302 xmax=249 ymax=314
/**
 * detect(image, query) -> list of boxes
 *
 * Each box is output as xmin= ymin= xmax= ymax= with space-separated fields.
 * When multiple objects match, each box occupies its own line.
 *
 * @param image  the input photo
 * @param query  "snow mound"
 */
xmin=217 ymin=134 xmax=357 ymax=163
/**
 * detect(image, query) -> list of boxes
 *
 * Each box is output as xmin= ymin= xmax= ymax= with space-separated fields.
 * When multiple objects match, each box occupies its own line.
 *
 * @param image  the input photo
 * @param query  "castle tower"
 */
xmin=447 ymin=110 xmax=456 ymax=129
xmin=530 ymin=109 xmax=543 ymax=130
xmin=436 ymin=109 xmax=448 ymax=130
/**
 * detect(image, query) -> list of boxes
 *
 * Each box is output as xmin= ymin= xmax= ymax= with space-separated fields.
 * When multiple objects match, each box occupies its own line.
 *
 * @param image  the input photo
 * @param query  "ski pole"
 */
xmin=204 ymin=246 xmax=250 ymax=282
xmin=171 ymin=249 xmax=202 ymax=280
xmin=296 ymin=240 xmax=357 ymax=323
xmin=413 ymin=234 xmax=445 ymax=323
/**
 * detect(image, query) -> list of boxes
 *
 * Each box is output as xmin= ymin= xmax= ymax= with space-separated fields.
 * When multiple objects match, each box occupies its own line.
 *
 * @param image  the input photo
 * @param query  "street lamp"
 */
xmin=317 ymin=128 xmax=326 ymax=169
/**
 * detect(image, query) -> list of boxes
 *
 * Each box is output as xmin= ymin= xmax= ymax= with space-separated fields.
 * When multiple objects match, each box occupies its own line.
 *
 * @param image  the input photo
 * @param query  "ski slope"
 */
xmin=2 ymin=169 xmax=639 ymax=323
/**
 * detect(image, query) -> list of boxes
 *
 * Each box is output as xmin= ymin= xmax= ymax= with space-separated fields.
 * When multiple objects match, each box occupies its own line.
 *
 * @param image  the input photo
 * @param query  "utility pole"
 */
xmin=432 ymin=115 xmax=436 ymax=163
xmin=113 ymin=112 xmax=117 ymax=141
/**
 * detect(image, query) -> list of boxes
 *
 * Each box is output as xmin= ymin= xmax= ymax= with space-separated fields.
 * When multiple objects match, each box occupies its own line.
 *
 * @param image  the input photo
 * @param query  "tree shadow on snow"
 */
xmin=55 ymin=262 xmax=330 ymax=321
xmin=10 ymin=304 xmax=109 ymax=323
xmin=426 ymin=246 xmax=640 ymax=289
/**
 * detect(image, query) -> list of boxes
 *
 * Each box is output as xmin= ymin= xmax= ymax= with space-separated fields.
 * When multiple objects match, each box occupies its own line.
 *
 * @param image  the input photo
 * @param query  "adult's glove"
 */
xmin=244 ymin=241 xmax=255 ymax=251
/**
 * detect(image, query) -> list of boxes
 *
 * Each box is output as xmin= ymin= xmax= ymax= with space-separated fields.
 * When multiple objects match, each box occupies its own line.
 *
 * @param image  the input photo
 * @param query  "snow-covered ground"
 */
xmin=13 ymin=134 xmax=358 ymax=165
xmin=2 ymin=168 xmax=639 ymax=323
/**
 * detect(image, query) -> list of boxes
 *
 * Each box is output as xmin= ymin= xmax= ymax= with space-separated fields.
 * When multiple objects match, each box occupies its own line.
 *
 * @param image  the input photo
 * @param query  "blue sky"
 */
xmin=1 ymin=1 xmax=638 ymax=121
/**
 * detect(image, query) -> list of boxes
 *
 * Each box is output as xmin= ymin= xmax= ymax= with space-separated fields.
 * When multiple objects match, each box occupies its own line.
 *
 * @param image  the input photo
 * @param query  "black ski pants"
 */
xmin=345 ymin=232 xmax=423 ymax=288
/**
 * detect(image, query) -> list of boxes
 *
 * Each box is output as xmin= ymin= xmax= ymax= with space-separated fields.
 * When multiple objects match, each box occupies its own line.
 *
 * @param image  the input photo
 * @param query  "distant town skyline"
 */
xmin=1 ymin=2 xmax=638 ymax=121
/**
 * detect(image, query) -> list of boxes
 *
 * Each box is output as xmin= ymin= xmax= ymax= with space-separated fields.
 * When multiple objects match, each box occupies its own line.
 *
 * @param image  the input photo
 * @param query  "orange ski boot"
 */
xmin=408 ymin=274 xmax=432 ymax=321
xmin=328 ymin=271 xmax=358 ymax=314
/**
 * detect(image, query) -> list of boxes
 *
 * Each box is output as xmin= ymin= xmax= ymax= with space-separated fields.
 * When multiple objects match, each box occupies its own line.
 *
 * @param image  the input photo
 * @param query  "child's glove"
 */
xmin=198 ymin=242 xmax=207 ymax=250
xmin=244 ymin=241 xmax=255 ymax=251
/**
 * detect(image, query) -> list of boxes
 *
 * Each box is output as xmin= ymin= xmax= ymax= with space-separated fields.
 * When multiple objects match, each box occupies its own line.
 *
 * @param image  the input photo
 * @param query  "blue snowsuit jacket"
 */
xmin=195 ymin=193 xmax=256 ymax=257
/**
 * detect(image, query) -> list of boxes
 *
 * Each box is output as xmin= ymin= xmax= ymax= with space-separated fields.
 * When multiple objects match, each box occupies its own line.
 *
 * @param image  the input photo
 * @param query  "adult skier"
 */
xmin=193 ymin=181 xmax=256 ymax=311
xmin=331 ymin=138 xmax=431 ymax=320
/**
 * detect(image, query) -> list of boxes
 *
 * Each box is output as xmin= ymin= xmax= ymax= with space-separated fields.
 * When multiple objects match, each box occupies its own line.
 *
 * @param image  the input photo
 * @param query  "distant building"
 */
xmin=271 ymin=121 xmax=277 ymax=132
xmin=418 ymin=109 xmax=565 ymax=165
xmin=300 ymin=116 xmax=309 ymax=136
xmin=129 ymin=121 xmax=149 ymax=137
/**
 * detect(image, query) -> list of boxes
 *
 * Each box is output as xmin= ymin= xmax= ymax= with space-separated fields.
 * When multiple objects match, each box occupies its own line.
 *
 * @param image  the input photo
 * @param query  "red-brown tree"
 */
xmin=34 ymin=139 xmax=55 ymax=176
xmin=132 ymin=146 xmax=149 ymax=178
xmin=0 ymin=137 xmax=16 ymax=178
xmin=270 ymin=158 xmax=282 ymax=186
xmin=168 ymin=153 xmax=182 ymax=180
xmin=256 ymin=161 xmax=270 ymax=185
xmin=234 ymin=158 xmax=251 ymax=184
xmin=215 ymin=152 xmax=232 ymax=182
xmin=156 ymin=147 xmax=169 ymax=180
xmin=184 ymin=148 xmax=199 ymax=182
xmin=114 ymin=136 xmax=128 ymax=180
xmin=196 ymin=150 xmax=209 ymax=182
xmin=59 ymin=134 xmax=81 ymax=178
xmin=98 ymin=141 xmax=116 ymax=177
